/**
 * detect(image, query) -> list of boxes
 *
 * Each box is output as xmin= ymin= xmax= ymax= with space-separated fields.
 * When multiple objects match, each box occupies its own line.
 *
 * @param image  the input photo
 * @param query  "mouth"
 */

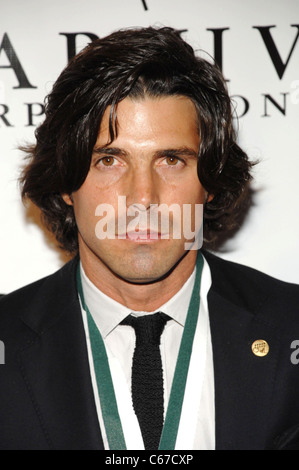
xmin=117 ymin=229 xmax=169 ymax=242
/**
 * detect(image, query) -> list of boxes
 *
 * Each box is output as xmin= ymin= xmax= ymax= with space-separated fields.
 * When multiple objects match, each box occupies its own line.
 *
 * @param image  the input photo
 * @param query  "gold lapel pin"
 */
xmin=251 ymin=339 xmax=269 ymax=357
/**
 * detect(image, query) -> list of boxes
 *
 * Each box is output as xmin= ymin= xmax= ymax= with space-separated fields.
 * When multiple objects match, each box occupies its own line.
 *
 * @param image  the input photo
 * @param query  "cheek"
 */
xmin=173 ymin=183 xmax=206 ymax=205
xmin=71 ymin=186 xmax=99 ymax=231
xmin=72 ymin=184 xmax=122 ymax=238
xmin=88 ymin=164 xmax=127 ymax=190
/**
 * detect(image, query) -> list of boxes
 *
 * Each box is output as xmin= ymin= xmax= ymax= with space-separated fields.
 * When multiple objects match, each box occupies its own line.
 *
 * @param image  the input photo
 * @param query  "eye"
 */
xmin=165 ymin=156 xmax=180 ymax=166
xmin=99 ymin=156 xmax=115 ymax=167
xmin=159 ymin=155 xmax=185 ymax=168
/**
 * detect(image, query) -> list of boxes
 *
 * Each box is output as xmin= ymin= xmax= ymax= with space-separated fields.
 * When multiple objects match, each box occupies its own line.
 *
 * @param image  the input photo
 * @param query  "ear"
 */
xmin=206 ymin=193 xmax=214 ymax=203
xmin=62 ymin=194 xmax=73 ymax=206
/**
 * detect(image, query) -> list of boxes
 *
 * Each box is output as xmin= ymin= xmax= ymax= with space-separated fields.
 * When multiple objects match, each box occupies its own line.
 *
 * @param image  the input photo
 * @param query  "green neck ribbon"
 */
xmin=76 ymin=251 xmax=204 ymax=450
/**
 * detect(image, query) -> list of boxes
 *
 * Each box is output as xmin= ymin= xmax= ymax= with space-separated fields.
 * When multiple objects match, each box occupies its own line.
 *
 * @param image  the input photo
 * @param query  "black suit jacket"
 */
xmin=0 ymin=251 xmax=299 ymax=450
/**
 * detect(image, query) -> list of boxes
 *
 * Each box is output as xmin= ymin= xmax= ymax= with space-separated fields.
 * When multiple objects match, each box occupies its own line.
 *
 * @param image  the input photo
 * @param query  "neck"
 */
xmin=79 ymin=249 xmax=197 ymax=312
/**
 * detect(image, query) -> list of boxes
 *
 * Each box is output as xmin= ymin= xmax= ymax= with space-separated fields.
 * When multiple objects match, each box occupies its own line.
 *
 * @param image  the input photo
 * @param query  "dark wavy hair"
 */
xmin=20 ymin=26 xmax=253 ymax=253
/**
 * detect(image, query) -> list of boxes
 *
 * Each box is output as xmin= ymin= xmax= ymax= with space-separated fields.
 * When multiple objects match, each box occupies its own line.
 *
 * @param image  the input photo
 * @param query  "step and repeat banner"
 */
xmin=1 ymin=0 xmax=299 ymax=292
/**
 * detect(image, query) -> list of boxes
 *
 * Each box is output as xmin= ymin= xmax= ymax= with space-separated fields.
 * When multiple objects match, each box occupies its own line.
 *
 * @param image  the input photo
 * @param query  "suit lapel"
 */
xmin=17 ymin=258 xmax=103 ymax=450
xmin=204 ymin=252 xmax=282 ymax=450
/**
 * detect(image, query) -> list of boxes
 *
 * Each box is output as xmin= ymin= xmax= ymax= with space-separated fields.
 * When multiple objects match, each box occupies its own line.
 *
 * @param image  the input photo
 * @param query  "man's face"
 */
xmin=64 ymin=95 xmax=208 ymax=284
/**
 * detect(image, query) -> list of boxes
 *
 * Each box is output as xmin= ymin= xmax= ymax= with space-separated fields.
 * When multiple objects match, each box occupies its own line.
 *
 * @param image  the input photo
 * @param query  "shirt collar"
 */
xmin=79 ymin=262 xmax=196 ymax=339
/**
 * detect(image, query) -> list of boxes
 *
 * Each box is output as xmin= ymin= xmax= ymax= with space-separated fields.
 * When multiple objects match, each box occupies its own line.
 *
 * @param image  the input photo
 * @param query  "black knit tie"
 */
xmin=121 ymin=312 xmax=170 ymax=449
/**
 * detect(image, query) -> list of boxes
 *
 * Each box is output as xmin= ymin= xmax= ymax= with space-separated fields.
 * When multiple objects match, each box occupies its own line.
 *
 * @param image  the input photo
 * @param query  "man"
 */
xmin=0 ymin=26 xmax=299 ymax=451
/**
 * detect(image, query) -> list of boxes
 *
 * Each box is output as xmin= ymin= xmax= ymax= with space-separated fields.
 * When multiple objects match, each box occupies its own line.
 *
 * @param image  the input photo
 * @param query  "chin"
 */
xmin=113 ymin=266 xmax=163 ymax=284
xmin=113 ymin=258 xmax=180 ymax=285
xmin=95 ymin=241 xmax=188 ymax=283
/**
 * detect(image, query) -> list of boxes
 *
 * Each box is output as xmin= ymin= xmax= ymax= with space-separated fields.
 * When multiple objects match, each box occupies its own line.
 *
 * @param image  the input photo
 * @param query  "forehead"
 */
xmin=96 ymin=95 xmax=199 ymax=148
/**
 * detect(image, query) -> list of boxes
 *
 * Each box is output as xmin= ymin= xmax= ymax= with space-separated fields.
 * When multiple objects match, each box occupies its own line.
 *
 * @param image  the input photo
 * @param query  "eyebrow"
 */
xmin=92 ymin=146 xmax=199 ymax=159
xmin=92 ymin=147 xmax=128 ymax=158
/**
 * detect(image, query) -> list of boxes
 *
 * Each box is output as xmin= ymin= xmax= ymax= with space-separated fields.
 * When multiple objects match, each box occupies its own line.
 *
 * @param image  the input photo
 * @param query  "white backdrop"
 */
xmin=1 ymin=0 xmax=299 ymax=293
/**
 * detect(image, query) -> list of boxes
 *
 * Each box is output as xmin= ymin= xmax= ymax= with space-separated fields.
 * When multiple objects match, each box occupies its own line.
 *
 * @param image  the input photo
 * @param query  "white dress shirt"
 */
xmin=79 ymin=254 xmax=215 ymax=450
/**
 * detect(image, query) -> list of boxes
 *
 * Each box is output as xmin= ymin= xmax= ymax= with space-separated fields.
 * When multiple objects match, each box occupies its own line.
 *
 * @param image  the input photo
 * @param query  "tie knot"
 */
xmin=121 ymin=312 xmax=170 ymax=345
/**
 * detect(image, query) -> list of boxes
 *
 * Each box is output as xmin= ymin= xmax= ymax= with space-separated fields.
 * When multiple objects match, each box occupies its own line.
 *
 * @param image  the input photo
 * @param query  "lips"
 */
xmin=116 ymin=229 xmax=169 ymax=241
xmin=127 ymin=230 xmax=158 ymax=240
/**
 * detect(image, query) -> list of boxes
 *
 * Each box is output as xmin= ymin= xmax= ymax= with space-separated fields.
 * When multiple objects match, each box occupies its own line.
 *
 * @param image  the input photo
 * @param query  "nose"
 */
xmin=125 ymin=166 xmax=159 ymax=210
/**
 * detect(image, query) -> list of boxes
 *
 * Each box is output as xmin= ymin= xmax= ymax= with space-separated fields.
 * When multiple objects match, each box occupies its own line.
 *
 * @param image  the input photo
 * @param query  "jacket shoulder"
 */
xmin=203 ymin=249 xmax=299 ymax=288
xmin=0 ymin=257 xmax=79 ymax=330
xmin=203 ymin=250 xmax=299 ymax=313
